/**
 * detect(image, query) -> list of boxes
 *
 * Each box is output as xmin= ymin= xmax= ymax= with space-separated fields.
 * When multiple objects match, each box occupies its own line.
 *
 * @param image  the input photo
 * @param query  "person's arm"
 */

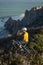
xmin=17 ymin=30 xmax=23 ymax=36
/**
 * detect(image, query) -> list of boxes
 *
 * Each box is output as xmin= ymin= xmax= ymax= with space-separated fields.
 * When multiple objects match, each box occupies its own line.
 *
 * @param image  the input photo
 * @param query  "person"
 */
xmin=22 ymin=27 xmax=29 ymax=43
xmin=17 ymin=27 xmax=29 ymax=48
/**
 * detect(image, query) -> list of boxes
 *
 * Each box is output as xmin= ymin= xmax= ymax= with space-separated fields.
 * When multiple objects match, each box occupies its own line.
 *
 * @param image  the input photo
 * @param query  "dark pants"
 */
xmin=18 ymin=41 xmax=28 ymax=47
xmin=12 ymin=40 xmax=30 ymax=48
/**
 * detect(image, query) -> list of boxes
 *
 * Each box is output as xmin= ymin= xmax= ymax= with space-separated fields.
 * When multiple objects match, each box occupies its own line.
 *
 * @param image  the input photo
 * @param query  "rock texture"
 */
xmin=22 ymin=7 xmax=43 ymax=27
xmin=4 ymin=6 xmax=43 ymax=34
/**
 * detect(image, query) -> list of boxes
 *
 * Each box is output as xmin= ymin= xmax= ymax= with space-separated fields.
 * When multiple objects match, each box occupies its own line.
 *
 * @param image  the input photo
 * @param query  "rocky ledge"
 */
xmin=4 ymin=6 xmax=43 ymax=34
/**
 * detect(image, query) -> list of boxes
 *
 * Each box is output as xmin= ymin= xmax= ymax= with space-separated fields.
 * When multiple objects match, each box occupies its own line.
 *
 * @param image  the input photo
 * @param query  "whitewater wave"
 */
xmin=0 ymin=17 xmax=9 ymax=28
xmin=0 ymin=13 xmax=25 ymax=38
xmin=18 ymin=13 xmax=25 ymax=20
xmin=0 ymin=13 xmax=25 ymax=30
xmin=12 ymin=13 xmax=25 ymax=20
xmin=19 ymin=13 xmax=25 ymax=18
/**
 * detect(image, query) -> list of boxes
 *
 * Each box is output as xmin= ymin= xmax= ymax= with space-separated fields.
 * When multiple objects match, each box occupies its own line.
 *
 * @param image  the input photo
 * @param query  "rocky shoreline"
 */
xmin=4 ymin=6 xmax=43 ymax=34
xmin=0 ymin=6 xmax=43 ymax=65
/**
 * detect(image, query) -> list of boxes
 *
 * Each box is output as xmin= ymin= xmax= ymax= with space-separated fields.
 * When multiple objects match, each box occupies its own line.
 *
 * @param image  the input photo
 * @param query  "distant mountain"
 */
xmin=4 ymin=6 xmax=43 ymax=34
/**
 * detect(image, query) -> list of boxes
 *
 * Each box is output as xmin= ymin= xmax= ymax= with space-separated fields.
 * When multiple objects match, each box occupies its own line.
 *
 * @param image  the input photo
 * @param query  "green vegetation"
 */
xmin=29 ymin=29 xmax=43 ymax=65
xmin=0 ymin=29 xmax=43 ymax=65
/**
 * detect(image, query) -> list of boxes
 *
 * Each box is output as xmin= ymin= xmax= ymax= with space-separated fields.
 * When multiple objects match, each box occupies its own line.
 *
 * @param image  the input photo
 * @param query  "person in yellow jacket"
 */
xmin=22 ymin=28 xmax=29 ymax=43
xmin=17 ymin=27 xmax=29 ymax=48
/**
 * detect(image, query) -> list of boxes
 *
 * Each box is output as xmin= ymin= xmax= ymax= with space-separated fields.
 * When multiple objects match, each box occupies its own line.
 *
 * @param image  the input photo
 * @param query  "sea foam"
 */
xmin=12 ymin=13 xmax=25 ymax=20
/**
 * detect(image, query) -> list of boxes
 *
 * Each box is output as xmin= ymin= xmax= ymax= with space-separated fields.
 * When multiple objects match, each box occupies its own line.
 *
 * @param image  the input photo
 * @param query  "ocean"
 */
xmin=0 ymin=0 xmax=43 ymax=17
xmin=0 ymin=0 xmax=43 ymax=38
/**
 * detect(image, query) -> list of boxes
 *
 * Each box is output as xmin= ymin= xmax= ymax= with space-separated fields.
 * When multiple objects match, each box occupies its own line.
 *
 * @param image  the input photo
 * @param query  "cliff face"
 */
xmin=4 ymin=17 xmax=24 ymax=34
xmin=4 ymin=6 xmax=43 ymax=34
xmin=21 ymin=6 xmax=43 ymax=27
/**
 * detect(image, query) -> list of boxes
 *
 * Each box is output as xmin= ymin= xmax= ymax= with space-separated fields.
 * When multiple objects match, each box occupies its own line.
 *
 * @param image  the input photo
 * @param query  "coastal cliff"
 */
xmin=4 ymin=6 xmax=43 ymax=34
xmin=0 ymin=6 xmax=43 ymax=65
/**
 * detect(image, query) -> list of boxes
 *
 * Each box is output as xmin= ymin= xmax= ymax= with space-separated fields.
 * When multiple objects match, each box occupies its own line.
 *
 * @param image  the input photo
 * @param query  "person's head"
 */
xmin=22 ymin=27 xmax=27 ymax=33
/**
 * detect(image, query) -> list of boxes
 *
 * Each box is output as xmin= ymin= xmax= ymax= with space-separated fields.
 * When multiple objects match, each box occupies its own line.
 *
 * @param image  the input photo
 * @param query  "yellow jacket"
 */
xmin=23 ymin=32 xmax=29 ymax=43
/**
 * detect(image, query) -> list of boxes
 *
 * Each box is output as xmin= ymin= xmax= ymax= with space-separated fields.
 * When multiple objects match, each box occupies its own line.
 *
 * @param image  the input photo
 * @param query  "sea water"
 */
xmin=0 ymin=0 xmax=43 ymax=17
xmin=0 ymin=0 xmax=43 ymax=38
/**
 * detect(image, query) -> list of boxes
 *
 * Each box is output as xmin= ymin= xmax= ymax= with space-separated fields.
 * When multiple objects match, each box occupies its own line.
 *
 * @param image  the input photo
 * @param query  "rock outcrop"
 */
xmin=4 ymin=6 xmax=43 ymax=34
xmin=21 ymin=6 xmax=43 ymax=27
